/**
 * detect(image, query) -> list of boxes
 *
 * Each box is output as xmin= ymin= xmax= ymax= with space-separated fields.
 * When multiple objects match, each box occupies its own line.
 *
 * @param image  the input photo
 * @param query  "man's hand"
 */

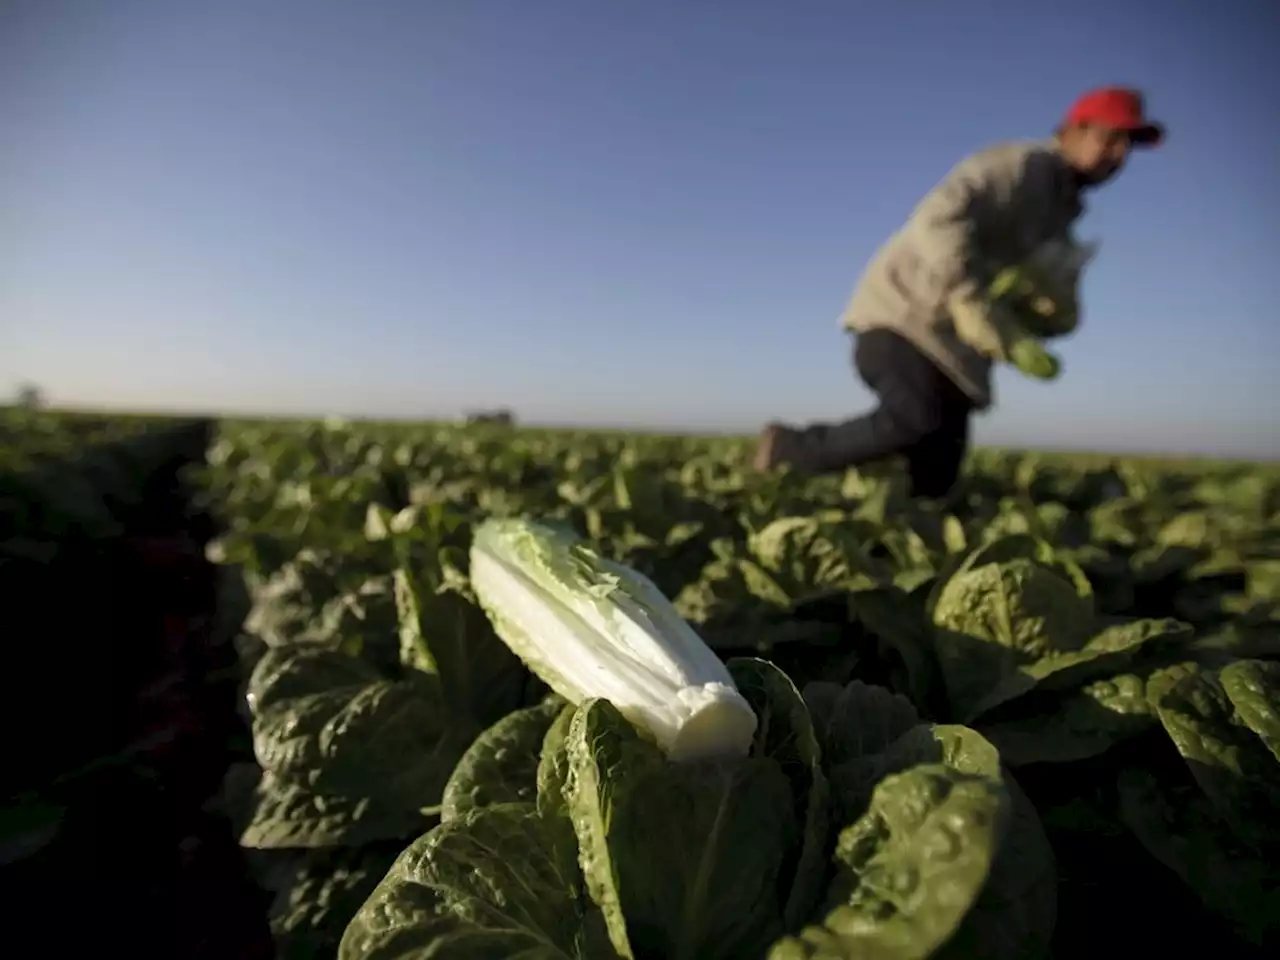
xmin=1009 ymin=338 xmax=1062 ymax=380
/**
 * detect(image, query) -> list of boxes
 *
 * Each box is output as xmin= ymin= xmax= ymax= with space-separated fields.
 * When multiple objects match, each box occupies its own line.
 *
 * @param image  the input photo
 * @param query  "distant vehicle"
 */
xmin=464 ymin=409 xmax=515 ymax=427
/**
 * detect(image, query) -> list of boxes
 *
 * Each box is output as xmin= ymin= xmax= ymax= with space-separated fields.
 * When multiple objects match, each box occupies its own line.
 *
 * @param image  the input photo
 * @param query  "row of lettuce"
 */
xmin=1 ymin=414 xmax=276 ymax=957
xmin=201 ymin=420 xmax=1279 ymax=959
xmin=6 ymin=408 xmax=1274 ymax=956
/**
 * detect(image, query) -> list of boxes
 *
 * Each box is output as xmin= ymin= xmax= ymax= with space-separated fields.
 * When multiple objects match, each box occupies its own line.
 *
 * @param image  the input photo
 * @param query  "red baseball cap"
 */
xmin=1063 ymin=87 xmax=1165 ymax=147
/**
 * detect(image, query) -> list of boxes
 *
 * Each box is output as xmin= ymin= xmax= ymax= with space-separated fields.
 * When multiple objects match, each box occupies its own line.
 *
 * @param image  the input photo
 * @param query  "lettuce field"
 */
xmin=4 ymin=408 xmax=1279 ymax=959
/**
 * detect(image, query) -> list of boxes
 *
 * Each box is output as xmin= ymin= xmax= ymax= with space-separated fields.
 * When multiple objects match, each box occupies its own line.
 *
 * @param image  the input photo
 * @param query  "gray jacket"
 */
xmin=840 ymin=139 xmax=1084 ymax=409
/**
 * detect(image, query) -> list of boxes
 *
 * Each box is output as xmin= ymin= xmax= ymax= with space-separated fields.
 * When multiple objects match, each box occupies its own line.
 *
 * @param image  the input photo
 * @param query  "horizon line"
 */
xmin=7 ymin=400 xmax=1277 ymax=465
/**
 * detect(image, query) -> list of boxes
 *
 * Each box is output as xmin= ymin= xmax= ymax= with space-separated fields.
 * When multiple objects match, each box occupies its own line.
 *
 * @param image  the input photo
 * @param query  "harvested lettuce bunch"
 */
xmin=990 ymin=236 xmax=1100 ymax=338
xmin=469 ymin=517 xmax=758 ymax=762
xmin=952 ymin=236 xmax=1100 ymax=382
xmin=989 ymin=236 xmax=1099 ymax=381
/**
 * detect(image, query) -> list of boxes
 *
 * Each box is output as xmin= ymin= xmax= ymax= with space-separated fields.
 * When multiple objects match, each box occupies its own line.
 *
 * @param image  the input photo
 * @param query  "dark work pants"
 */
xmin=806 ymin=329 xmax=974 ymax=498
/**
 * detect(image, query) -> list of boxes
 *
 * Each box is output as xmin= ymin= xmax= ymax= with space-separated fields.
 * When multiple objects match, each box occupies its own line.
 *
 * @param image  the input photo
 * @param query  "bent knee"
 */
xmin=876 ymin=405 xmax=950 ymax=446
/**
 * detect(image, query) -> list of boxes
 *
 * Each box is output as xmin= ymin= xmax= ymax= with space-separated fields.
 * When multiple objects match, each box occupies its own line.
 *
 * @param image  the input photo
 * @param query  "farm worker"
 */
xmin=752 ymin=86 xmax=1165 ymax=498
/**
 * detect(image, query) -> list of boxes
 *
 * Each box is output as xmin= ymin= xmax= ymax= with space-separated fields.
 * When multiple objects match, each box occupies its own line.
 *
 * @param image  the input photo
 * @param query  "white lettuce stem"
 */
xmin=470 ymin=519 xmax=758 ymax=761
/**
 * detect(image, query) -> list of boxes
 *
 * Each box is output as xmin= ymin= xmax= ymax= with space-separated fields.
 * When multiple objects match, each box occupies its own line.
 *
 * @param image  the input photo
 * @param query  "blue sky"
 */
xmin=3 ymin=1 xmax=1277 ymax=457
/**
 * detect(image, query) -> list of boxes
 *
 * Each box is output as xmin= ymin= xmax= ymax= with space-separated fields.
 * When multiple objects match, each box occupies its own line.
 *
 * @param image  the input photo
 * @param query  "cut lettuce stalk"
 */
xmin=469 ymin=517 xmax=758 ymax=762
